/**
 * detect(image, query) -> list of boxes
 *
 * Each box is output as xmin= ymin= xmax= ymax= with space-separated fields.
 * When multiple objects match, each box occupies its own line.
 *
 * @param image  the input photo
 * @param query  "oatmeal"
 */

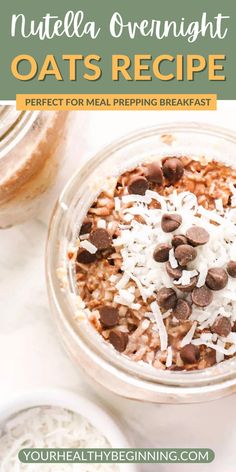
xmin=72 ymin=156 xmax=236 ymax=371
xmin=0 ymin=107 xmax=69 ymax=227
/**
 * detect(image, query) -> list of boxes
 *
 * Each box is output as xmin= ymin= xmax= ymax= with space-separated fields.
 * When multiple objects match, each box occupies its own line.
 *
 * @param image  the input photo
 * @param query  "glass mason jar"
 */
xmin=46 ymin=122 xmax=236 ymax=403
xmin=0 ymin=106 xmax=71 ymax=228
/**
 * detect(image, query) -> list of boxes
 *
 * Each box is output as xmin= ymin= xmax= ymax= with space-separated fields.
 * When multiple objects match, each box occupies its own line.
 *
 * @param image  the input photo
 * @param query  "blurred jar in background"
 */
xmin=0 ymin=106 xmax=72 ymax=228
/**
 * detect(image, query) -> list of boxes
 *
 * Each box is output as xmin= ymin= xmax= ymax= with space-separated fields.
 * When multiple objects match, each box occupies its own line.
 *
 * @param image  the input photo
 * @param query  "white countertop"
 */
xmin=1 ymin=104 xmax=236 ymax=472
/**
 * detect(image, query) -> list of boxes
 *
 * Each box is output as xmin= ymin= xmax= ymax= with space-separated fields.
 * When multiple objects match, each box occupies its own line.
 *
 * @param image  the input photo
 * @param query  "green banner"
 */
xmin=19 ymin=448 xmax=215 ymax=464
xmin=1 ymin=0 xmax=236 ymax=99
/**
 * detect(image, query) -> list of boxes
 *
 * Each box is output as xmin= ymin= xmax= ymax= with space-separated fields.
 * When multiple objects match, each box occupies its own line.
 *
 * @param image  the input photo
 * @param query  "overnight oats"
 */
xmin=0 ymin=106 xmax=70 ymax=227
xmin=47 ymin=124 xmax=236 ymax=402
xmin=72 ymin=156 xmax=236 ymax=372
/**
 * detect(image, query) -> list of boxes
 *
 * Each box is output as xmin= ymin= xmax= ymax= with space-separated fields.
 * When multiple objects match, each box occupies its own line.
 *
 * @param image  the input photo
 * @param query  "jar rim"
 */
xmin=46 ymin=121 xmax=236 ymax=402
xmin=0 ymin=105 xmax=39 ymax=159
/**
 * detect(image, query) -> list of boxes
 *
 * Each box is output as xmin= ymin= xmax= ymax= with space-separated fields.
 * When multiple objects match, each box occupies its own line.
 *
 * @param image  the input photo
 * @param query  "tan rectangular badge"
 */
xmin=16 ymin=94 xmax=217 ymax=111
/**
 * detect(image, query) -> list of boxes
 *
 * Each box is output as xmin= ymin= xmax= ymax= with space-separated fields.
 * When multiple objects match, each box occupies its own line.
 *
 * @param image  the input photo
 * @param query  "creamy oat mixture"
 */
xmin=0 ymin=109 xmax=69 ymax=227
xmin=72 ymin=156 xmax=236 ymax=371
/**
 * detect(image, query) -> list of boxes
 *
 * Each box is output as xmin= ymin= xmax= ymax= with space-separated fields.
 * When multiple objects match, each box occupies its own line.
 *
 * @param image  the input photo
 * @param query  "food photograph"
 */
xmin=0 ymin=103 xmax=236 ymax=471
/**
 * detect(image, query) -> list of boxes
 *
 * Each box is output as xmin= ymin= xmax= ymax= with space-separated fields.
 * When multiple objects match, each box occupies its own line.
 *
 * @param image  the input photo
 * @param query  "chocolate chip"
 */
xmin=79 ymin=218 xmax=92 ymax=235
xmin=161 ymin=213 xmax=182 ymax=233
xmin=180 ymin=344 xmax=200 ymax=364
xmin=89 ymin=228 xmax=112 ymax=250
xmin=109 ymin=330 xmax=129 ymax=352
xmin=156 ymin=287 xmax=177 ymax=311
xmin=166 ymin=262 xmax=183 ymax=280
xmin=99 ymin=306 xmax=119 ymax=328
xmin=174 ymin=244 xmax=197 ymax=267
xmin=186 ymin=226 xmax=209 ymax=246
xmin=173 ymin=299 xmax=192 ymax=321
xmin=206 ymin=268 xmax=228 ymax=291
xmin=212 ymin=316 xmax=231 ymax=337
xmin=191 ymin=285 xmax=213 ymax=307
xmin=175 ymin=275 xmax=198 ymax=293
xmin=153 ymin=243 xmax=171 ymax=263
xmin=227 ymin=261 xmax=236 ymax=278
xmin=128 ymin=176 xmax=149 ymax=195
xmin=162 ymin=157 xmax=184 ymax=184
xmin=77 ymin=248 xmax=97 ymax=264
xmin=145 ymin=162 xmax=163 ymax=184
xmin=172 ymin=234 xmax=188 ymax=248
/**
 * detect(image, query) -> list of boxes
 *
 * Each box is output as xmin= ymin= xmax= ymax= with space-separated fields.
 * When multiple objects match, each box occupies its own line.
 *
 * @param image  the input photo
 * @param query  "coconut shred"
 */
xmin=70 ymin=156 xmax=236 ymax=371
xmin=0 ymin=406 xmax=118 ymax=471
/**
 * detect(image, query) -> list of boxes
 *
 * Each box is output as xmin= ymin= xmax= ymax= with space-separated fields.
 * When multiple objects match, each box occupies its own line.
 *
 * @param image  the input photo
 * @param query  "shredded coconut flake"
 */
xmin=80 ymin=240 xmax=97 ymax=254
xmin=166 ymin=346 xmax=173 ymax=367
xmin=0 ymin=407 xmax=117 ymax=472
xmin=181 ymin=322 xmax=197 ymax=347
xmin=115 ymin=273 xmax=130 ymax=290
xmin=114 ymin=197 xmax=121 ymax=211
xmin=169 ymin=248 xmax=178 ymax=269
xmin=196 ymin=262 xmax=208 ymax=288
xmin=215 ymin=198 xmax=224 ymax=214
xmin=151 ymin=301 xmax=168 ymax=351
xmin=97 ymin=219 xmax=106 ymax=229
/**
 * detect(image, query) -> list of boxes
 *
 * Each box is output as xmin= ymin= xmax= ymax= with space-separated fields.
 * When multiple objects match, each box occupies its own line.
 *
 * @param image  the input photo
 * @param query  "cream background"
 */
xmin=0 ymin=102 xmax=236 ymax=471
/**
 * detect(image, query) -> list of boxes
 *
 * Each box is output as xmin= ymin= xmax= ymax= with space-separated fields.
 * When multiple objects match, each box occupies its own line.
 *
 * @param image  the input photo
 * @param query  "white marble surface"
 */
xmin=1 ymin=104 xmax=236 ymax=472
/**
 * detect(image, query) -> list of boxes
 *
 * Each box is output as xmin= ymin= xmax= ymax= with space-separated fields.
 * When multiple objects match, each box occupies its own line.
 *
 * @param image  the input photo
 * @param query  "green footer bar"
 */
xmin=19 ymin=448 xmax=215 ymax=464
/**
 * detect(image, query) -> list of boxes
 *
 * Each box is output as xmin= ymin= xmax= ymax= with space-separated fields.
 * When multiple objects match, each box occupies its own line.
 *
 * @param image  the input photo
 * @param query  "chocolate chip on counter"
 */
xmin=162 ymin=157 xmax=184 ymax=184
xmin=173 ymin=299 xmax=192 ymax=321
xmin=172 ymin=234 xmax=188 ymax=248
xmin=174 ymin=244 xmax=197 ymax=267
xmin=156 ymin=287 xmax=177 ymax=311
xmin=166 ymin=262 xmax=183 ymax=280
xmin=212 ymin=316 xmax=231 ymax=337
xmin=227 ymin=260 xmax=236 ymax=278
xmin=206 ymin=268 xmax=228 ymax=291
xmin=128 ymin=176 xmax=149 ymax=195
xmin=79 ymin=218 xmax=92 ymax=235
xmin=186 ymin=226 xmax=209 ymax=246
xmin=109 ymin=330 xmax=129 ymax=352
xmin=180 ymin=344 xmax=200 ymax=364
xmin=89 ymin=228 xmax=112 ymax=250
xmin=161 ymin=213 xmax=182 ymax=233
xmin=145 ymin=162 xmax=163 ymax=184
xmin=99 ymin=306 xmax=119 ymax=328
xmin=76 ymin=248 xmax=97 ymax=264
xmin=175 ymin=275 xmax=198 ymax=293
xmin=191 ymin=285 xmax=213 ymax=307
xmin=153 ymin=243 xmax=171 ymax=263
